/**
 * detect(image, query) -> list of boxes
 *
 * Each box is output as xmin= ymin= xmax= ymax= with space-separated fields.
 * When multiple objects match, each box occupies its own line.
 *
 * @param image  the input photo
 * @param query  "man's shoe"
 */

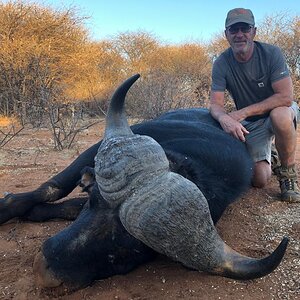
xmin=280 ymin=178 xmax=300 ymax=202
xmin=277 ymin=165 xmax=300 ymax=203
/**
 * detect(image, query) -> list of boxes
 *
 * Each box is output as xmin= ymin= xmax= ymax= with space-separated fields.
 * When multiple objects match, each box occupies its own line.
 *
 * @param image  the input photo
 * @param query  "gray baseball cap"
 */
xmin=225 ymin=8 xmax=255 ymax=28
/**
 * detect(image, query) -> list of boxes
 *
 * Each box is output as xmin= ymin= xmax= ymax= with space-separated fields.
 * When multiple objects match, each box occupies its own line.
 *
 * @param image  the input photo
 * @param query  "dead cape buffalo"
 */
xmin=0 ymin=74 xmax=288 ymax=289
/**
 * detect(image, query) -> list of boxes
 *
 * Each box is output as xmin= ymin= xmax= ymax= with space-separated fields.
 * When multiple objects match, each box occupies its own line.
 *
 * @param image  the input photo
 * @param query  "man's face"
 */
xmin=225 ymin=22 xmax=256 ymax=57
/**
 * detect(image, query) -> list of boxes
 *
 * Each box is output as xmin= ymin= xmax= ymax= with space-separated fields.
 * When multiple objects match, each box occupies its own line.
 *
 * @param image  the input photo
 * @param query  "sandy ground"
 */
xmin=0 ymin=123 xmax=299 ymax=300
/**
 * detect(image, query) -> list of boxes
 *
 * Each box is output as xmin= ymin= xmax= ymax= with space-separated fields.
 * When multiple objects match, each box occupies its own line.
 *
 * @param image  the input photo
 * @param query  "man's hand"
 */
xmin=219 ymin=114 xmax=249 ymax=142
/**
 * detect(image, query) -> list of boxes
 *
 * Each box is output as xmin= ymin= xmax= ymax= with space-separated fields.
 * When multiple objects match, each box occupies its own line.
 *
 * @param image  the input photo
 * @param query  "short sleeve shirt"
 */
xmin=211 ymin=41 xmax=290 ymax=121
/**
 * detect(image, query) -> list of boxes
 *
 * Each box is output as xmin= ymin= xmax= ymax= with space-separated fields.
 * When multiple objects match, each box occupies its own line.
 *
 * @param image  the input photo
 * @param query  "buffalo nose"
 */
xmin=33 ymin=251 xmax=62 ymax=288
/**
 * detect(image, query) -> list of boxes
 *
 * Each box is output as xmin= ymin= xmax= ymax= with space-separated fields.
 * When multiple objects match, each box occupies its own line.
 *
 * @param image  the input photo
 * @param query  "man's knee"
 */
xmin=252 ymin=161 xmax=272 ymax=188
xmin=270 ymin=106 xmax=295 ymax=131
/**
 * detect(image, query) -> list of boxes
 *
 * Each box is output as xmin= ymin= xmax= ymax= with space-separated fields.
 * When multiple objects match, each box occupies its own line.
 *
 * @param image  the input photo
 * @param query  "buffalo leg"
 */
xmin=0 ymin=142 xmax=100 ymax=224
xmin=22 ymin=197 xmax=88 ymax=222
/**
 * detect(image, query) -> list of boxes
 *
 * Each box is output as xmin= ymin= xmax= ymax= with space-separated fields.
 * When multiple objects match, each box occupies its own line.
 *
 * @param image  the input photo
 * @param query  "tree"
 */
xmin=0 ymin=1 xmax=89 ymax=125
xmin=110 ymin=31 xmax=160 ymax=75
xmin=126 ymin=42 xmax=212 ymax=118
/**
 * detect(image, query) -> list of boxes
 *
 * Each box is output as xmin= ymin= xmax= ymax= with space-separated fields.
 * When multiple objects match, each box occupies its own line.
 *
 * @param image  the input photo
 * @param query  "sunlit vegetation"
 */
xmin=0 ymin=1 xmax=299 ymax=148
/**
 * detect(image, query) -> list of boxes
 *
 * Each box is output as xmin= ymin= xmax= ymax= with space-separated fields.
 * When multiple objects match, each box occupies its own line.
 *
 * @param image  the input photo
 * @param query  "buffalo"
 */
xmin=0 ymin=75 xmax=288 ymax=290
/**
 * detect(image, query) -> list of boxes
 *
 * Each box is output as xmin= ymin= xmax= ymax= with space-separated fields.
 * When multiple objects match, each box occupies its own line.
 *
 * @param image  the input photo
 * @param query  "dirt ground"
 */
xmin=0 ymin=122 xmax=299 ymax=300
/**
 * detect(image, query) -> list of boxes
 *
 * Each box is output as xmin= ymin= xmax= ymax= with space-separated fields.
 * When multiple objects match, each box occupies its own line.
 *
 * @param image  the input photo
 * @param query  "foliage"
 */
xmin=0 ymin=2 xmax=299 ymax=148
xmin=110 ymin=31 xmax=159 ymax=75
xmin=127 ymin=43 xmax=211 ymax=119
xmin=0 ymin=1 xmax=89 ymax=124
xmin=0 ymin=1 xmax=103 ymax=148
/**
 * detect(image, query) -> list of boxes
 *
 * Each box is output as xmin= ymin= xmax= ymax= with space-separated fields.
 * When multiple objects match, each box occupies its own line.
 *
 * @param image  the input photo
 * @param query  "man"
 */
xmin=210 ymin=8 xmax=300 ymax=202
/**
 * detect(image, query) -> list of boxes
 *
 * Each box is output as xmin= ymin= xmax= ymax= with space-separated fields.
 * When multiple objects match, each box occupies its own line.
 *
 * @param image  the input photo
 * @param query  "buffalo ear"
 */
xmin=80 ymin=166 xmax=95 ymax=178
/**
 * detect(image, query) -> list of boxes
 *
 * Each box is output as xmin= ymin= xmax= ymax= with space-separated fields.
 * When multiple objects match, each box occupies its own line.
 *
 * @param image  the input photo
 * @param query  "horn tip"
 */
xmin=278 ymin=236 xmax=289 ymax=252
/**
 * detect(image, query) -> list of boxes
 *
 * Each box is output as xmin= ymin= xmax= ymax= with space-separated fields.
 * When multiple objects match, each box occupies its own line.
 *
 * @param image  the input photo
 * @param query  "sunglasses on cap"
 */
xmin=227 ymin=24 xmax=253 ymax=34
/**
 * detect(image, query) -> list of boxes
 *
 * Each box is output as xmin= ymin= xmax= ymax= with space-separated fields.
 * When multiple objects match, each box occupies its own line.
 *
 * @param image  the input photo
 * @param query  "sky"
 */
xmin=39 ymin=0 xmax=300 ymax=44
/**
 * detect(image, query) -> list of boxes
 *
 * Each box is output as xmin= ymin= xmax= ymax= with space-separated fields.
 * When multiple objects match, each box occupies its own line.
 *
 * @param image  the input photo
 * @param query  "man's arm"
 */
xmin=210 ymin=76 xmax=294 ymax=142
xmin=210 ymin=91 xmax=249 ymax=142
xmin=229 ymin=76 xmax=294 ymax=122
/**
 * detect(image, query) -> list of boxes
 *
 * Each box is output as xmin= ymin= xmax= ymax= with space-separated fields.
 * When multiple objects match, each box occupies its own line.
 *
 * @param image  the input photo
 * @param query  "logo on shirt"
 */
xmin=258 ymin=82 xmax=264 ymax=87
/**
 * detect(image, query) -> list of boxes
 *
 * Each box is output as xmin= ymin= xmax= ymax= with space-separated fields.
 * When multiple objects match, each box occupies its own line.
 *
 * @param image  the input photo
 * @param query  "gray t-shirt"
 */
xmin=211 ymin=41 xmax=290 ymax=121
